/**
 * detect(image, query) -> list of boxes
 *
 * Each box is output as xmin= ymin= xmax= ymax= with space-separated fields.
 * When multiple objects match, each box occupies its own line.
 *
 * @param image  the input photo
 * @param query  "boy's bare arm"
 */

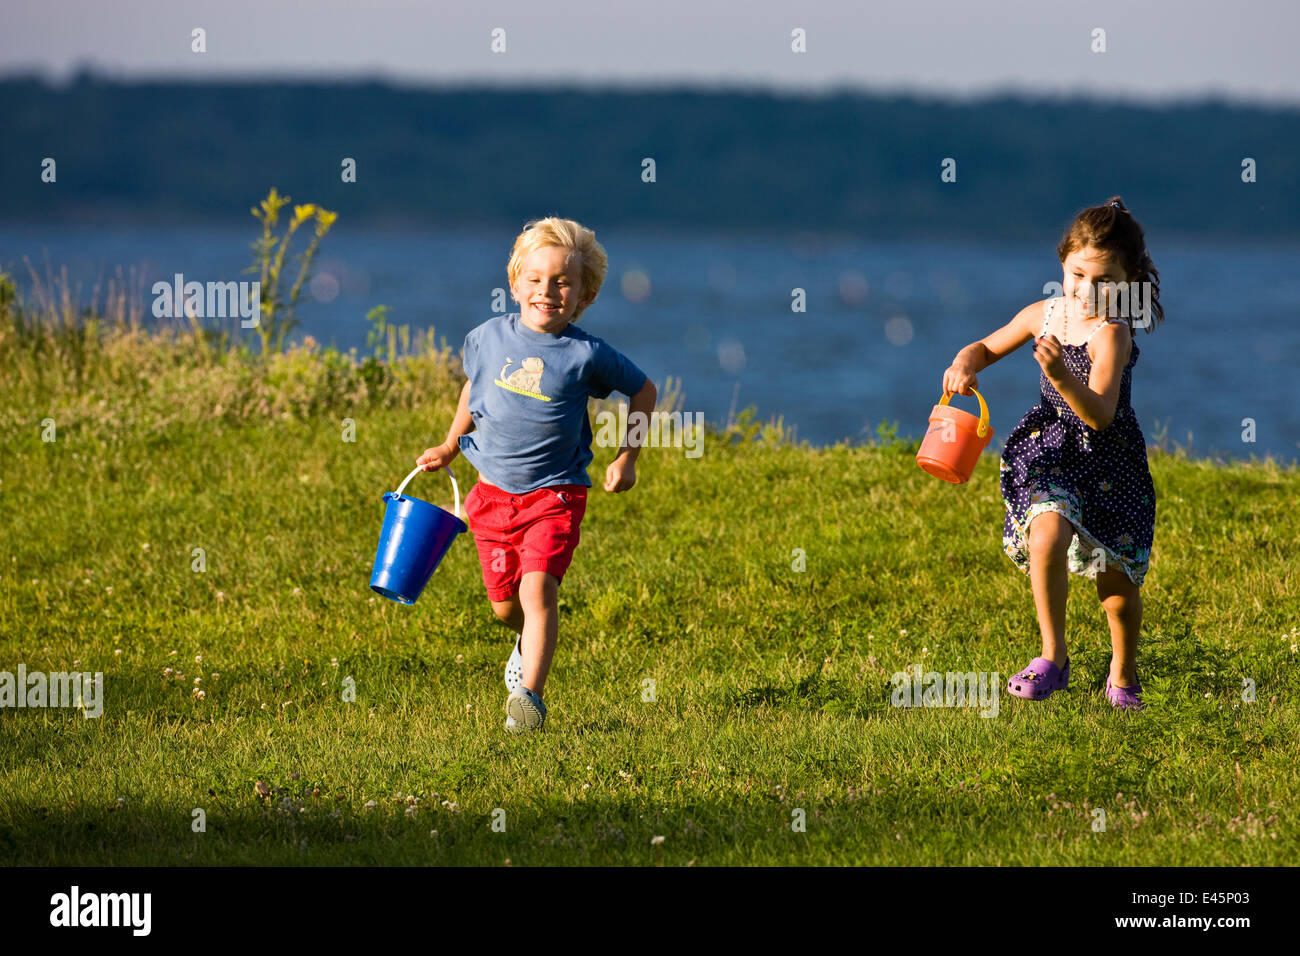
xmin=604 ymin=377 xmax=657 ymax=492
xmin=417 ymin=380 xmax=473 ymax=471
xmin=619 ymin=378 xmax=658 ymax=462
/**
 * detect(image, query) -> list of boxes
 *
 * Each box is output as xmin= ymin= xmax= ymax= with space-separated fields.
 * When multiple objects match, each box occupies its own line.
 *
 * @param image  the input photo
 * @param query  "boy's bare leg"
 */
xmin=490 ymin=596 xmax=525 ymax=634
xmin=1096 ymin=567 xmax=1141 ymax=687
xmin=517 ymin=571 xmax=559 ymax=697
xmin=1028 ymin=511 xmax=1073 ymax=668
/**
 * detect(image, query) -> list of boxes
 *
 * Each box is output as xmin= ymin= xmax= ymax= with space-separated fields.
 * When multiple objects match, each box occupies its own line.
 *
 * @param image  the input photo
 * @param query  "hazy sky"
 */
xmin=3 ymin=0 xmax=1298 ymax=105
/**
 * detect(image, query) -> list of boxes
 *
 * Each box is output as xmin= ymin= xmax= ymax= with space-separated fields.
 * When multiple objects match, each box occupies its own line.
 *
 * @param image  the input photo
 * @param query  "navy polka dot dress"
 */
xmin=1000 ymin=297 xmax=1156 ymax=587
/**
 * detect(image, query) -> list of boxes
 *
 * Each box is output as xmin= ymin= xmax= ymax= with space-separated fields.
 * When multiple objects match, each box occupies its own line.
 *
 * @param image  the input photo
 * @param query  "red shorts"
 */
xmin=463 ymin=482 xmax=588 ymax=601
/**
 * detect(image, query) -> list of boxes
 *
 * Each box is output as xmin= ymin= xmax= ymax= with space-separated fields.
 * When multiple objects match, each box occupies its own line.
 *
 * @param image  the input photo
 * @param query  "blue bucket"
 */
xmin=369 ymin=465 xmax=468 ymax=605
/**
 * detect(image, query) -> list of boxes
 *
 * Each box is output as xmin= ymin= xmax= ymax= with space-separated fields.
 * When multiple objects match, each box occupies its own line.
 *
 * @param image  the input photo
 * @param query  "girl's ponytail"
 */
xmin=1134 ymin=246 xmax=1163 ymax=330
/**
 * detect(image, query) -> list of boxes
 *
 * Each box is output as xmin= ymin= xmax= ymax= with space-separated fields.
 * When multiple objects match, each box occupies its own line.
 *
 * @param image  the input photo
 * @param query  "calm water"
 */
xmin=3 ymin=224 xmax=1297 ymax=463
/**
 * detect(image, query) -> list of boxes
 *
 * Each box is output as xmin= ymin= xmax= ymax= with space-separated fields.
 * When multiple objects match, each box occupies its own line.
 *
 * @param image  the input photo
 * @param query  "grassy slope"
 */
xmin=1 ymin=388 xmax=1297 ymax=866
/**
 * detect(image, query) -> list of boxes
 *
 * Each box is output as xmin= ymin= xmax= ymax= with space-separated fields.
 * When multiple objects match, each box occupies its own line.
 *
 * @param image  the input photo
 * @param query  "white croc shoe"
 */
xmin=505 ymin=686 xmax=546 ymax=733
xmin=504 ymin=635 xmax=524 ymax=693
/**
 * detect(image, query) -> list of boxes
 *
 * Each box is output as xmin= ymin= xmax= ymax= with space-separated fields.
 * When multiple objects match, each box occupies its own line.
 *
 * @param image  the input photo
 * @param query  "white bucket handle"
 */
xmin=393 ymin=464 xmax=461 ymax=519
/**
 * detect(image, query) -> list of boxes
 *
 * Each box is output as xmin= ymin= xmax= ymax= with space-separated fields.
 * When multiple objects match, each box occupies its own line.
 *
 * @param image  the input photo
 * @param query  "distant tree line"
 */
xmin=2 ymin=74 xmax=1296 ymax=239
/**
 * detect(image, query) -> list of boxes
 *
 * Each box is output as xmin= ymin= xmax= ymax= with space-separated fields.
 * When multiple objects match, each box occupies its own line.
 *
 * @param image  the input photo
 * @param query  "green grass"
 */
xmin=1 ymin=310 xmax=1298 ymax=865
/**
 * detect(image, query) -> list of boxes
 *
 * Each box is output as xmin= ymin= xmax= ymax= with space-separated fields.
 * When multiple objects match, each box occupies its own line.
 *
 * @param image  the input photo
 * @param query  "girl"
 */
xmin=942 ymin=196 xmax=1162 ymax=710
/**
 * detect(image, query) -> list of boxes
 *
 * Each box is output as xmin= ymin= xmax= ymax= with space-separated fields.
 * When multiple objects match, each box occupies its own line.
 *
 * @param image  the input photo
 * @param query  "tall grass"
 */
xmin=0 ymin=263 xmax=466 ymax=442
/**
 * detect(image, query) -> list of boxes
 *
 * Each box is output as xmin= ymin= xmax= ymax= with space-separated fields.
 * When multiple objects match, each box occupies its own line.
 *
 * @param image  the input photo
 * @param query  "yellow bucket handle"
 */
xmin=939 ymin=387 xmax=990 ymax=438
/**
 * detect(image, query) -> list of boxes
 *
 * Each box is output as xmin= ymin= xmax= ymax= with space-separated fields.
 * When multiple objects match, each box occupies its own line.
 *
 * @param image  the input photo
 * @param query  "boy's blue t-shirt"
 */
xmin=457 ymin=313 xmax=648 ymax=494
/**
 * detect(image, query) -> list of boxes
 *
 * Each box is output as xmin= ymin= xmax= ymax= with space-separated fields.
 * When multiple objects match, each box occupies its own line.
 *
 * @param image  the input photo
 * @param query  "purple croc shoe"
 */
xmin=1007 ymin=657 xmax=1070 ymax=700
xmin=1105 ymin=676 xmax=1145 ymax=711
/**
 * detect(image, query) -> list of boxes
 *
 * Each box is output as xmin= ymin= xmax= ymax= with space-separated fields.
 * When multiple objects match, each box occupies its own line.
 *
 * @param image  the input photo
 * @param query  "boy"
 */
xmin=417 ymin=217 xmax=657 ymax=733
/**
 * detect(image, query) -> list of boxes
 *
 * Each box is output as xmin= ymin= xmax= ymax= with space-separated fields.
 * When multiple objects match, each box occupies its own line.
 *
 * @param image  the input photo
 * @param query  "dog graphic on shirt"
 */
xmin=496 ymin=357 xmax=551 ymax=401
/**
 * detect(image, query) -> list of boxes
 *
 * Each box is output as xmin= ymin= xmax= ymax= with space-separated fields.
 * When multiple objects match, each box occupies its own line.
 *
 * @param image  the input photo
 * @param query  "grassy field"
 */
xmin=1 ymin=298 xmax=1298 ymax=866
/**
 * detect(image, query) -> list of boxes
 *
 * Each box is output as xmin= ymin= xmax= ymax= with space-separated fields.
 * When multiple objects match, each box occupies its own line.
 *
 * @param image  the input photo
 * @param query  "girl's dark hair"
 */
xmin=1057 ymin=196 xmax=1163 ymax=332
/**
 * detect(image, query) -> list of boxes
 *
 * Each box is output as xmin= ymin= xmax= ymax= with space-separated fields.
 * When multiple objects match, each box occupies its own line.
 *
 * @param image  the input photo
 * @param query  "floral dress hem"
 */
xmin=1002 ymin=499 xmax=1147 ymax=588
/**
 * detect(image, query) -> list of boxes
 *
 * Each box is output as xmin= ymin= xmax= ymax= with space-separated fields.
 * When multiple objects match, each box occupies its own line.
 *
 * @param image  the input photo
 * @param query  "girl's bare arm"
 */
xmin=943 ymin=300 xmax=1044 ymax=396
xmin=1055 ymin=321 xmax=1130 ymax=431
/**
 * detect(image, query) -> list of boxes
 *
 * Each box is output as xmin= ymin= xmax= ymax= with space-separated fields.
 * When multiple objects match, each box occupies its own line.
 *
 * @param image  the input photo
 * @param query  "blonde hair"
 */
xmin=506 ymin=217 xmax=608 ymax=321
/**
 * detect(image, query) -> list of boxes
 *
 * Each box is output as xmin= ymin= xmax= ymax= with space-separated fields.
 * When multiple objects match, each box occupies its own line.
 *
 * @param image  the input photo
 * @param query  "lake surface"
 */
xmin=3 ymin=224 xmax=1297 ymax=463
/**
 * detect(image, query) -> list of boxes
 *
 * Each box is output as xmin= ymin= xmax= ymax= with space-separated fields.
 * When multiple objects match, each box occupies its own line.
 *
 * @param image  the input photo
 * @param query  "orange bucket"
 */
xmin=916 ymin=388 xmax=994 ymax=484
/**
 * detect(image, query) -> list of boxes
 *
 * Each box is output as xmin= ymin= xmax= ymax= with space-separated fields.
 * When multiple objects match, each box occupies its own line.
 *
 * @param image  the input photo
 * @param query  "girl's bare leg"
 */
xmin=1096 ymin=567 xmax=1141 ymax=687
xmin=1028 ymin=511 xmax=1074 ymax=667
